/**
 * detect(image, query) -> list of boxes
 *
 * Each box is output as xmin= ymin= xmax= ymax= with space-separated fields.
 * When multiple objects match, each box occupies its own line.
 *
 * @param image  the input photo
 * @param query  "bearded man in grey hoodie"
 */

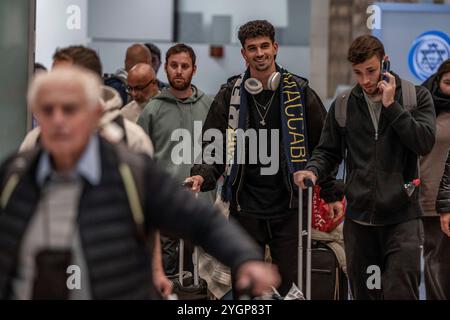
xmin=137 ymin=44 xmax=223 ymax=288
xmin=138 ymin=43 xmax=214 ymax=202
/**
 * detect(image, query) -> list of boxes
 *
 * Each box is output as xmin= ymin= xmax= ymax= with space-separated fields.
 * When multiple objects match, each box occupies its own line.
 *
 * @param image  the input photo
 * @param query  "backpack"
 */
xmin=333 ymin=78 xmax=420 ymax=183
xmin=334 ymin=79 xmax=417 ymax=127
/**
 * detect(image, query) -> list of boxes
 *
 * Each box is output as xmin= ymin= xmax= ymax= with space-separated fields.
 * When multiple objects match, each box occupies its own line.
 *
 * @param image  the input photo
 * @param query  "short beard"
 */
xmin=168 ymin=76 xmax=193 ymax=91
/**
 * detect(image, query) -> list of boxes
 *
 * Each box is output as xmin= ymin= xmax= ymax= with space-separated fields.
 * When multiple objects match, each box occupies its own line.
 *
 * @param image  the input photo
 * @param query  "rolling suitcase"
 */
xmin=310 ymin=240 xmax=348 ymax=300
xmin=298 ymin=179 xmax=348 ymax=300
xmin=172 ymin=240 xmax=208 ymax=300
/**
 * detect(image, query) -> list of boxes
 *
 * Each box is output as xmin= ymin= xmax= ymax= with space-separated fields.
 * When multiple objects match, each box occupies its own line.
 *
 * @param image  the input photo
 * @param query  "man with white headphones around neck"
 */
xmin=187 ymin=20 xmax=343 ymax=297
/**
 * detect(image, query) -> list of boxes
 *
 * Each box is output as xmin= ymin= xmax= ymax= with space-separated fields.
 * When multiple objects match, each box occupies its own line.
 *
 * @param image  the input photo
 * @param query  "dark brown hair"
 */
xmin=165 ymin=43 xmax=196 ymax=66
xmin=145 ymin=43 xmax=161 ymax=61
xmin=347 ymin=35 xmax=385 ymax=65
xmin=437 ymin=59 xmax=450 ymax=82
xmin=238 ymin=20 xmax=275 ymax=47
xmin=53 ymin=45 xmax=102 ymax=76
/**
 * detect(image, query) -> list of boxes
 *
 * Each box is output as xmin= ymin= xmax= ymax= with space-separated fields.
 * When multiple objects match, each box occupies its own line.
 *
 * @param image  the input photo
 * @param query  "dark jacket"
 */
xmin=191 ymin=71 xmax=342 ymax=215
xmin=419 ymin=74 xmax=450 ymax=216
xmin=436 ymin=149 xmax=450 ymax=214
xmin=422 ymin=74 xmax=450 ymax=117
xmin=306 ymin=73 xmax=436 ymax=225
xmin=0 ymin=138 xmax=261 ymax=299
xmin=424 ymin=74 xmax=450 ymax=215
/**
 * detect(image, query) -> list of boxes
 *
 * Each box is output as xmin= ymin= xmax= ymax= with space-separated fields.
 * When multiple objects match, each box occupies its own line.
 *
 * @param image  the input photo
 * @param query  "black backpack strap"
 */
xmin=114 ymin=142 xmax=150 ymax=243
xmin=400 ymin=79 xmax=420 ymax=180
xmin=103 ymin=74 xmax=128 ymax=108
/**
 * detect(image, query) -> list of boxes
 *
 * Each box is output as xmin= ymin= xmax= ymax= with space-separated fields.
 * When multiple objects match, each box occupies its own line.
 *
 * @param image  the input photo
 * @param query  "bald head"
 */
xmin=125 ymin=44 xmax=152 ymax=72
xmin=129 ymin=63 xmax=155 ymax=80
xmin=127 ymin=63 xmax=159 ymax=105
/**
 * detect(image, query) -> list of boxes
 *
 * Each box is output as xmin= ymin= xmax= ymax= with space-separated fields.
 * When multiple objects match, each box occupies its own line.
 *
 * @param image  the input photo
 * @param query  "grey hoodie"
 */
xmin=138 ymin=86 xmax=215 ymax=202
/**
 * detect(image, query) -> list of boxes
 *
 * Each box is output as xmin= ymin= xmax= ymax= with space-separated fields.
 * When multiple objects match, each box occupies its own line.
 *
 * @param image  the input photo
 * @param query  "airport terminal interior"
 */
xmin=0 ymin=0 xmax=449 ymax=302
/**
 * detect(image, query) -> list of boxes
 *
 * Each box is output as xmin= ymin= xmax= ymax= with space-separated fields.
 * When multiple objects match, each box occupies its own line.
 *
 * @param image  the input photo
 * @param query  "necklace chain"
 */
xmin=251 ymin=91 xmax=276 ymax=126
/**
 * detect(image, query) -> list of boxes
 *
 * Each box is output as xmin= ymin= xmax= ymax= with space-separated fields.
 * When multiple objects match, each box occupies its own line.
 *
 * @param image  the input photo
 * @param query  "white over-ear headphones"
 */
xmin=244 ymin=72 xmax=281 ymax=95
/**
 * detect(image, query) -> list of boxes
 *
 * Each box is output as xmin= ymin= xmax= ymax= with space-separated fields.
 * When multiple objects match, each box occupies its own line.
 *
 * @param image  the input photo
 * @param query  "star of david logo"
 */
xmin=420 ymin=42 xmax=446 ymax=73
xmin=409 ymin=31 xmax=450 ymax=81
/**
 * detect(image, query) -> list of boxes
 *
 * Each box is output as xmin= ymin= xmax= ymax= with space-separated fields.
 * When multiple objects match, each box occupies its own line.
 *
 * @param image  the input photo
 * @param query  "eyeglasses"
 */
xmin=126 ymin=79 xmax=155 ymax=95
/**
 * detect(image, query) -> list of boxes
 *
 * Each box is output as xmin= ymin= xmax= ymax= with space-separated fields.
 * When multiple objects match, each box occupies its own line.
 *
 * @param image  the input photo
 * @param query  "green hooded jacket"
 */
xmin=138 ymin=86 xmax=215 ymax=203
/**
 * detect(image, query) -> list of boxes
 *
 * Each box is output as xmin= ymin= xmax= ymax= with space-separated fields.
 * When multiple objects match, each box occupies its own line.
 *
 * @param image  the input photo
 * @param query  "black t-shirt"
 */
xmin=238 ymin=89 xmax=291 ymax=217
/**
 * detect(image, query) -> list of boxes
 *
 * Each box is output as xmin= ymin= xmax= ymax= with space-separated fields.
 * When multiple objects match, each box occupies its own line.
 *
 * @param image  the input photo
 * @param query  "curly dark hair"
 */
xmin=238 ymin=20 xmax=275 ymax=47
xmin=347 ymin=35 xmax=385 ymax=65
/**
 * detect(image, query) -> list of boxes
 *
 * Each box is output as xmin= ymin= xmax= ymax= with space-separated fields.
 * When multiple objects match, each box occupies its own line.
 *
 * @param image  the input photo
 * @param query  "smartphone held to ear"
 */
xmin=381 ymin=59 xmax=391 ymax=82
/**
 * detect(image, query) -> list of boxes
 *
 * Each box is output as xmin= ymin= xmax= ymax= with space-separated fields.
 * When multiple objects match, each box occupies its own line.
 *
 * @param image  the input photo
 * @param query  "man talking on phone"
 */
xmin=294 ymin=35 xmax=436 ymax=299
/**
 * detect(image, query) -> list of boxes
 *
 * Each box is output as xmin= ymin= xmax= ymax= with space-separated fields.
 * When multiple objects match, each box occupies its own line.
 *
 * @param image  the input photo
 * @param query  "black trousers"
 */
xmin=343 ymin=217 xmax=422 ymax=300
xmin=422 ymin=216 xmax=450 ymax=300
xmin=230 ymin=212 xmax=299 ymax=296
xmin=161 ymin=235 xmax=179 ymax=276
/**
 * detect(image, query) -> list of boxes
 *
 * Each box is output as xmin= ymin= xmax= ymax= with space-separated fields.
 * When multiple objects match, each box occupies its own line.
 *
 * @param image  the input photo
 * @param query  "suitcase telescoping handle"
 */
xmin=179 ymin=181 xmax=200 ymax=287
xmin=298 ymin=178 xmax=314 ymax=300
xmin=178 ymin=237 xmax=200 ymax=286
xmin=179 ymin=239 xmax=185 ymax=285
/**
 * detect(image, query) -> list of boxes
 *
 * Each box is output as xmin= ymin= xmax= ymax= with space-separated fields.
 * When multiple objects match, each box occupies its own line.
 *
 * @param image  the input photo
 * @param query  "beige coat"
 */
xmin=420 ymin=112 xmax=450 ymax=216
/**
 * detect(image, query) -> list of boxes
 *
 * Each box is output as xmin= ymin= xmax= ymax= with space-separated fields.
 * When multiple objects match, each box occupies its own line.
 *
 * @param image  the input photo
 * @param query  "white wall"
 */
xmin=35 ymin=0 xmax=88 ymax=69
xmin=88 ymin=0 xmax=173 ymax=41
xmin=91 ymin=41 xmax=310 ymax=96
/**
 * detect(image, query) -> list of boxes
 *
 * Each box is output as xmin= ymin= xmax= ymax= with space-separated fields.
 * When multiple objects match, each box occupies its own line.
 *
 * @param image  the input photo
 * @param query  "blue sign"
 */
xmin=408 ymin=30 xmax=450 ymax=81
